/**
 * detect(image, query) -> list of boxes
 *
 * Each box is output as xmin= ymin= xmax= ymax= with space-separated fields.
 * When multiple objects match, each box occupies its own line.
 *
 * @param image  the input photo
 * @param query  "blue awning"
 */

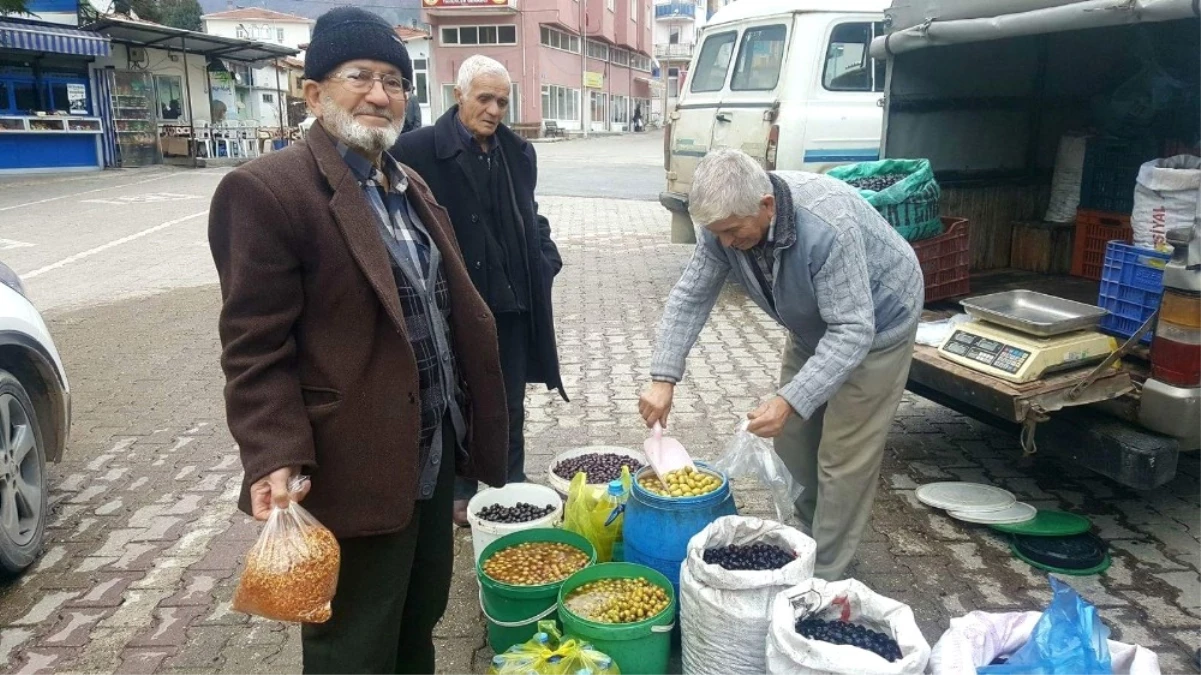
xmin=0 ymin=20 xmax=111 ymax=58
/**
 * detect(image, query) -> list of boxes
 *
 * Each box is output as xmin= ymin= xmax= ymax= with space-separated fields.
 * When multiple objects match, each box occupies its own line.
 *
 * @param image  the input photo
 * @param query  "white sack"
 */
xmin=1044 ymin=134 xmax=1089 ymax=222
xmin=681 ymin=516 xmax=816 ymax=675
xmin=927 ymin=610 xmax=1161 ymax=675
xmin=766 ymin=578 xmax=931 ymax=675
xmin=1132 ymin=155 xmax=1201 ymax=251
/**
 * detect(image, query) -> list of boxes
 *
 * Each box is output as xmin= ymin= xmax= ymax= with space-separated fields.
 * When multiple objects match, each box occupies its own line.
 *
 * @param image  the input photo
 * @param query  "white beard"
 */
xmin=320 ymin=92 xmax=402 ymax=156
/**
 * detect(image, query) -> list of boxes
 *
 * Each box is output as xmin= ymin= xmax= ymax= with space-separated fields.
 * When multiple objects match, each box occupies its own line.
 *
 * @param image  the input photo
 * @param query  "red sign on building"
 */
xmin=422 ymin=0 xmax=511 ymax=7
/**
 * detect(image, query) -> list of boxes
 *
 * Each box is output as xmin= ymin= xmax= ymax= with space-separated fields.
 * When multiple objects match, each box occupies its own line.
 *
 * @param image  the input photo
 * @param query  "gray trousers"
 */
xmin=774 ymin=328 xmax=916 ymax=581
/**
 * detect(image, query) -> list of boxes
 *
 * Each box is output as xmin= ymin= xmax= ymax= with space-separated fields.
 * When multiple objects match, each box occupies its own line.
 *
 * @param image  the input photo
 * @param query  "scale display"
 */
xmin=937 ymin=321 xmax=1115 ymax=384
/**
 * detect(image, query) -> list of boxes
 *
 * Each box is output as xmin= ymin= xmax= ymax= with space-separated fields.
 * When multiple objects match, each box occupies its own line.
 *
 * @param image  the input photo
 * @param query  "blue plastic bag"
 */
xmin=978 ymin=577 xmax=1113 ymax=675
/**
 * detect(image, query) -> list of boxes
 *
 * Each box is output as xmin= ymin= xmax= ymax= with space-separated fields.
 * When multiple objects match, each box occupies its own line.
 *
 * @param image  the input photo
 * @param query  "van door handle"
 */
xmin=715 ymin=113 xmax=732 ymax=122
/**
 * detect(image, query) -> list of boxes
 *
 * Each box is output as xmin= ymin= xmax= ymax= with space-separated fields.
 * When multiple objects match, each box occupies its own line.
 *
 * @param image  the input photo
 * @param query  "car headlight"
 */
xmin=0 ymin=261 xmax=27 ymax=298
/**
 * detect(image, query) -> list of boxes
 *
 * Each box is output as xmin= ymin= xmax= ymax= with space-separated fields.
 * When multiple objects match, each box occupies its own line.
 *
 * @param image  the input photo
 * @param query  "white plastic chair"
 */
xmin=238 ymin=119 xmax=259 ymax=157
xmin=193 ymin=120 xmax=214 ymax=159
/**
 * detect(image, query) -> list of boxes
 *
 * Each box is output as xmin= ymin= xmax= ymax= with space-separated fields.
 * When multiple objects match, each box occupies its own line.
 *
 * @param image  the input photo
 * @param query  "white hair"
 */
xmin=688 ymin=148 xmax=772 ymax=226
xmin=456 ymin=55 xmax=511 ymax=98
xmin=319 ymin=90 xmax=400 ymax=156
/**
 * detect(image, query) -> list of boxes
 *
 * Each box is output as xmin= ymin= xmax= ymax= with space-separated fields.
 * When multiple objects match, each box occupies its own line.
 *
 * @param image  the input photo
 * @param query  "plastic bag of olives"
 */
xmin=488 ymin=620 xmax=620 ymax=675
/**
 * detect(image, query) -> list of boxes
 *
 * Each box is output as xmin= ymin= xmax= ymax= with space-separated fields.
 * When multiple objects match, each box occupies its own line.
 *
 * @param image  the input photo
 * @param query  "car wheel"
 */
xmin=0 ymin=369 xmax=47 ymax=576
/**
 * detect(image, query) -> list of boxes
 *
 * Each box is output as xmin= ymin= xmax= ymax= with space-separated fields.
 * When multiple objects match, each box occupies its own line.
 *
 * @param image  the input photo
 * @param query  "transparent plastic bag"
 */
xmin=232 ymin=477 xmax=341 ymax=623
xmin=713 ymin=421 xmax=804 ymax=523
xmin=488 ymin=620 xmax=621 ymax=674
xmin=563 ymin=468 xmax=631 ymax=562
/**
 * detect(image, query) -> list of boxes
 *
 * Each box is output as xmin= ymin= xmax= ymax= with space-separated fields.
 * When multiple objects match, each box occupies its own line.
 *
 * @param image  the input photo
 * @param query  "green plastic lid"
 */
xmin=989 ymin=510 xmax=1091 ymax=536
xmin=1010 ymin=541 xmax=1112 ymax=576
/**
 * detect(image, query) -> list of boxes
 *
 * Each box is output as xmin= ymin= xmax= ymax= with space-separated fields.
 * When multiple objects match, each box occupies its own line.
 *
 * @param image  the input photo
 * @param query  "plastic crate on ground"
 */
xmin=1078 ymin=136 xmax=1159 ymax=214
xmin=1097 ymin=241 xmax=1171 ymax=345
xmin=913 ymin=217 xmax=970 ymax=304
xmin=1070 ymin=209 xmax=1132 ymax=281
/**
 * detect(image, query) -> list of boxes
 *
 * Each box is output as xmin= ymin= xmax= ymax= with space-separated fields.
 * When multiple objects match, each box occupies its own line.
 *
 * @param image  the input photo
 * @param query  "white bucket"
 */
xmin=467 ymin=482 xmax=564 ymax=564
xmin=546 ymin=446 xmax=647 ymax=497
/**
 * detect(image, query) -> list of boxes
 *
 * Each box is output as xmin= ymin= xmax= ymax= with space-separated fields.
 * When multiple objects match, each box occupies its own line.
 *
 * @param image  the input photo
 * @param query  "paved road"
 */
xmin=534 ymin=131 xmax=665 ymax=201
xmin=0 ymin=139 xmax=1197 ymax=674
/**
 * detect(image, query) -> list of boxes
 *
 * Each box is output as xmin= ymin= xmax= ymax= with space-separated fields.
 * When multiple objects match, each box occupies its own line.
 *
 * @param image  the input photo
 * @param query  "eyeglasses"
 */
xmin=330 ymin=68 xmax=412 ymax=99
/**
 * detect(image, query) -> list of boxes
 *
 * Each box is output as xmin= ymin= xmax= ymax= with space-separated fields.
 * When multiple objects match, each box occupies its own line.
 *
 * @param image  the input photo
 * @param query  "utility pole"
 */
xmin=580 ymin=0 xmax=588 ymax=138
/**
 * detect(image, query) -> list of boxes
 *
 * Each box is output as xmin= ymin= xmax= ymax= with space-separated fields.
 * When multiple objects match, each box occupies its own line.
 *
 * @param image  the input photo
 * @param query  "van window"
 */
xmin=822 ymin=22 xmax=886 ymax=93
xmin=731 ymin=24 xmax=787 ymax=91
xmin=690 ymin=30 xmax=736 ymax=93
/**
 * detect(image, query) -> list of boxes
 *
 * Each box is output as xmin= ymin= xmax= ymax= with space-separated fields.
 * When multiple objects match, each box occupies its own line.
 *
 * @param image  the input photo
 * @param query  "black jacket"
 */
xmin=391 ymin=106 xmax=566 ymax=400
xmin=402 ymin=96 xmax=422 ymax=133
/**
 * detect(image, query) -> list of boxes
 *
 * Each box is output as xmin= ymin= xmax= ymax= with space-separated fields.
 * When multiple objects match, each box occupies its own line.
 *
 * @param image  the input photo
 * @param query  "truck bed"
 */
xmin=908 ymin=269 xmax=1177 ymax=489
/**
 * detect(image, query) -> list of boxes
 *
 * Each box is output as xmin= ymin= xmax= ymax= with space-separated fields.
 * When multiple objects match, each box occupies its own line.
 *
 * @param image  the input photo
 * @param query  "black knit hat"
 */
xmin=304 ymin=7 xmax=413 ymax=84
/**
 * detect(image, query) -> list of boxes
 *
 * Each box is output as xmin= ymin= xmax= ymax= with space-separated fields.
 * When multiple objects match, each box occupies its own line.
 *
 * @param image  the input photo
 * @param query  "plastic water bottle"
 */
xmin=604 ymin=479 xmax=628 ymax=562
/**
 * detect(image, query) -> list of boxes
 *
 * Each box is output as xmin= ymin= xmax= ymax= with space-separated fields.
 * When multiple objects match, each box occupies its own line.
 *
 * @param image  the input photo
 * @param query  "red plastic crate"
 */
xmin=1070 ymin=209 xmax=1133 ymax=280
xmin=913 ymin=217 xmax=970 ymax=303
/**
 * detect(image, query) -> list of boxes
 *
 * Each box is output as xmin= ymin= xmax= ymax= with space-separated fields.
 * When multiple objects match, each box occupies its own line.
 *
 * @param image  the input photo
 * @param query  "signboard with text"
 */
xmin=422 ymin=0 xmax=512 ymax=8
xmin=584 ymin=72 xmax=604 ymax=89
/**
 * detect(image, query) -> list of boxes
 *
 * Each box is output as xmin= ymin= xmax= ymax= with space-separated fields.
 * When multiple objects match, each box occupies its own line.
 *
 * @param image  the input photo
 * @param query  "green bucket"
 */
xmin=557 ymin=562 xmax=677 ymax=675
xmin=477 ymin=528 xmax=597 ymax=654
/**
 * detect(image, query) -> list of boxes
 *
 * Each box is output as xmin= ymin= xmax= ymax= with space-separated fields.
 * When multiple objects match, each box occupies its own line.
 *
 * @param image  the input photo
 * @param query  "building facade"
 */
xmin=423 ymin=0 xmax=656 ymax=132
xmin=201 ymin=8 xmax=312 ymax=128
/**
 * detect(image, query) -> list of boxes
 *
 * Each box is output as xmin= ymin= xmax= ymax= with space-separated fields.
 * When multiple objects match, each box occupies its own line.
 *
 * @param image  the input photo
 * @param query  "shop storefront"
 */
xmin=0 ymin=19 xmax=110 ymax=173
xmin=88 ymin=16 xmax=297 ymax=167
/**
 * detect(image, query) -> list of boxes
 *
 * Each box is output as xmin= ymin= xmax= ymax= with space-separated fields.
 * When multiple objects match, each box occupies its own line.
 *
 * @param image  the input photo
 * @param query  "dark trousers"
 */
xmin=301 ymin=420 xmax=455 ymax=674
xmin=454 ymin=311 xmax=529 ymax=501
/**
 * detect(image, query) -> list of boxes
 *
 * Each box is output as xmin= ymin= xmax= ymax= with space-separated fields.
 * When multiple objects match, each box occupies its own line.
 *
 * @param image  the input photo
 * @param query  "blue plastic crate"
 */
xmin=1096 ymin=242 xmax=1171 ymax=345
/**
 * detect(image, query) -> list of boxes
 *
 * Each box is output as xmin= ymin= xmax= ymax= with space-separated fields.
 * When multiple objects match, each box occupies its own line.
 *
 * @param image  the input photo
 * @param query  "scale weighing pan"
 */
xmin=990 ymin=510 xmax=1092 ymax=536
xmin=915 ymin=482 xmax=1016 ymax=512
xmin=960 ymin=290 xmax=1107 ymax=337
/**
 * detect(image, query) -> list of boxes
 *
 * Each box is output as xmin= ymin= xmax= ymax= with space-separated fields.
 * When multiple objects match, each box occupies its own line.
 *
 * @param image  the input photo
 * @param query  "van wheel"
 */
xmin=0 ymin=369 xmax=47 ymax=576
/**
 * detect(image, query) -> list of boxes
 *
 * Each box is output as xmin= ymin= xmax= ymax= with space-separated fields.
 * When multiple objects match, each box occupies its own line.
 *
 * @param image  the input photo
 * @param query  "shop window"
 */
xmin=13 ymin=80 xmax=40 ymax=113
xmin=154 ymin=75 xmax=185 ymax=121
xmin=0 ymin=81 xmax=10 ymax=114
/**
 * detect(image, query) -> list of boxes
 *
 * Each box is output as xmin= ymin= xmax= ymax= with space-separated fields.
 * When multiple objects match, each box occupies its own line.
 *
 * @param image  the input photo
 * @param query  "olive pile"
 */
xmin=475 ymin=502 xmax=556 ymax=524
xmin=846 ymin=173 xmax=907 ymax=192
xmin=553 ymin=453 xmax=644 ymax=483
xmin=637 ymin=466 xmax=722 ymax=498
xmin=703 ymin=542 xmax=796 ymax=571
xmin=482 ymin=542 xmax=590 ymax=586
xmin=564 ymin=577 xmax=671 ymax=624
xmin=795 ymin=618 xmax=903 ymax=662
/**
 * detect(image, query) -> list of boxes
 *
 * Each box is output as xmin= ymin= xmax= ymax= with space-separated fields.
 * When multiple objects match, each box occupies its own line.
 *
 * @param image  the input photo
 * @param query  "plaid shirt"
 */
xmin=338 ymin=143 xmax=467 ymax=500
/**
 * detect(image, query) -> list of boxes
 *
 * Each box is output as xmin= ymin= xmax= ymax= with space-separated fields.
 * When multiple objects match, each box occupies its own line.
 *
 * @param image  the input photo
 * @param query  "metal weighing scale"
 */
xmin=938 ymin=290 xmax=1117 ymax=384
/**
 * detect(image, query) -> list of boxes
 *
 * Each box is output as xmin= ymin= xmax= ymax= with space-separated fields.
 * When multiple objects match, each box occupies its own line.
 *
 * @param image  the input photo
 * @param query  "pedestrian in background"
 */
xmin=402 ymin=92 xmax=422 ymax=133
xmin=208 ymin=7 xmax=508 ymax=673
xmin=393 ymin=54 xmax=566 ymax=528
xmin=638 ymin=148 xmax=922 ymax=582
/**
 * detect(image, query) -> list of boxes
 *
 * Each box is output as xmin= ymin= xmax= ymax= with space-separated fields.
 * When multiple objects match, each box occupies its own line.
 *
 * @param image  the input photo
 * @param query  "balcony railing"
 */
xmin=655 ymin=42 xmax=695 ymax=59
xmin=654 ymin=2 xmax=695 ymax=20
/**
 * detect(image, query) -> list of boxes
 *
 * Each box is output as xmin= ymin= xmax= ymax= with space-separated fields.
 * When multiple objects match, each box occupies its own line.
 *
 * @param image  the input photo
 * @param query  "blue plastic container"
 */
xmin=622 ymin=463 xmax=737 ymax=597
xmin=1097 ymin=241 xmax=1171 ymax=345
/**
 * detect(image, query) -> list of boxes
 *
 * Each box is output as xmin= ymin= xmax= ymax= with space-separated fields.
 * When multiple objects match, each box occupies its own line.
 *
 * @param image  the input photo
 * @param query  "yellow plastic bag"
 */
xmin=488 ymin=620 xmax=620 ymax=675
xmin=562 ymin=468 xmax=630 ymax=562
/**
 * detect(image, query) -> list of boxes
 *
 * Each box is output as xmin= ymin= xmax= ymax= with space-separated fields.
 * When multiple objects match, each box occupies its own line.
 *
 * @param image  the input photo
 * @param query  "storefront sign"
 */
xmin=421 ymin=0 xmax=512 ymax=7
xmin=67 ymin=83 xmax=88 ymax=114
xmin=584 ymin=71 xmax=604 ymax=89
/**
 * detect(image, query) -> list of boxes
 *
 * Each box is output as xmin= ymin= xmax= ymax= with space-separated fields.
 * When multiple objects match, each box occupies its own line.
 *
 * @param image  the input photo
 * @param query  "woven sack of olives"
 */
xmin=232 ymin=483 xmax=341 ymax=624
xmin=766 ymin=578 xmax=931 ymax=675
xmin=680 ymin=516 xmax=816 ymax=675
xmin=826 ymin=159 xmax=944 ymax=243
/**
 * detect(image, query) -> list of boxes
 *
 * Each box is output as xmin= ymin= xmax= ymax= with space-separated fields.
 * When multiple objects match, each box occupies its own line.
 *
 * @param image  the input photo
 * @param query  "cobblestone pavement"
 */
xmin=0 ymin=168 xmax=1197 ymax=673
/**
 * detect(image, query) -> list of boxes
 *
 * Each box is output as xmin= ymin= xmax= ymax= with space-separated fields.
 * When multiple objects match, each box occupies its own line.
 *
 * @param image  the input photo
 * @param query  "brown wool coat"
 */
xmin=209 ymin=122 xmax=508 ymax=539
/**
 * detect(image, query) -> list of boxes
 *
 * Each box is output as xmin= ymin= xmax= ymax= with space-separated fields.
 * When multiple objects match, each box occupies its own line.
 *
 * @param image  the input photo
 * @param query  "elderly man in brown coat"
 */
xmin=208 ymin=7 xmax=507 ymax=674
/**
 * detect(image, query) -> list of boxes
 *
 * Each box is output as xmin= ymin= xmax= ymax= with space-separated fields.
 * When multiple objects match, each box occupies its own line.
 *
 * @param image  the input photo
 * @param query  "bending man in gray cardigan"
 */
xmin=639 ymin=148 xmax=924 ymax=580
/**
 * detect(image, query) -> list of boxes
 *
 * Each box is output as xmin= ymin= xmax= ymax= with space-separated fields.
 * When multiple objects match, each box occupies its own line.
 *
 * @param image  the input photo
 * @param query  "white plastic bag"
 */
xmin=681 ymin=516 xmax=817 ymax=675
xmin=928 ymin=610 xmax=1161 ymax=675
xmin=1044 ymin=134 xmax=1089 ymax=222
xmin=1132 ymin=155 xmax=1201 ymax=251
xmin=713 ymin=421 xmax=804 ymax=523
xmin=766 ymin=578 xmax=931 ymax=675
xmin=916 ymin=314 xmax=970 ymax=347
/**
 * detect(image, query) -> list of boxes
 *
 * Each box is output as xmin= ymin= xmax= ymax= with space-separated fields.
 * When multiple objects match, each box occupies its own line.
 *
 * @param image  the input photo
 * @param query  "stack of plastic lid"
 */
xmin=914 ymin=482 xmax=1108 ymax=575
xmin=914 ymin=482 xmax=1036 ymax=525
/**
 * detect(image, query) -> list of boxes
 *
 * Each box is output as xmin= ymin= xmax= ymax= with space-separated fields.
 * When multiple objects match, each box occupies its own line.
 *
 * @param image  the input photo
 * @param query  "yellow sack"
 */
xmin=488 ymin=620 xmax=620 ymax=675
xmin=562 ymin=468 xmax=630 ymax=563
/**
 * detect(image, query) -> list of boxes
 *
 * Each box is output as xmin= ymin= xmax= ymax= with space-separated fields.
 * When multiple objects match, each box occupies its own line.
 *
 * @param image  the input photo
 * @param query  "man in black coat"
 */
xmin=392 ymin=54 xmax=565 ymax=526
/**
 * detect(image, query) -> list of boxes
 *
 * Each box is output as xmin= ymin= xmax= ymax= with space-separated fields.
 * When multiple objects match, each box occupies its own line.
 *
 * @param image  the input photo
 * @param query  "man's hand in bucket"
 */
xmin=746 ymin=396 xmax=795 ymax=438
